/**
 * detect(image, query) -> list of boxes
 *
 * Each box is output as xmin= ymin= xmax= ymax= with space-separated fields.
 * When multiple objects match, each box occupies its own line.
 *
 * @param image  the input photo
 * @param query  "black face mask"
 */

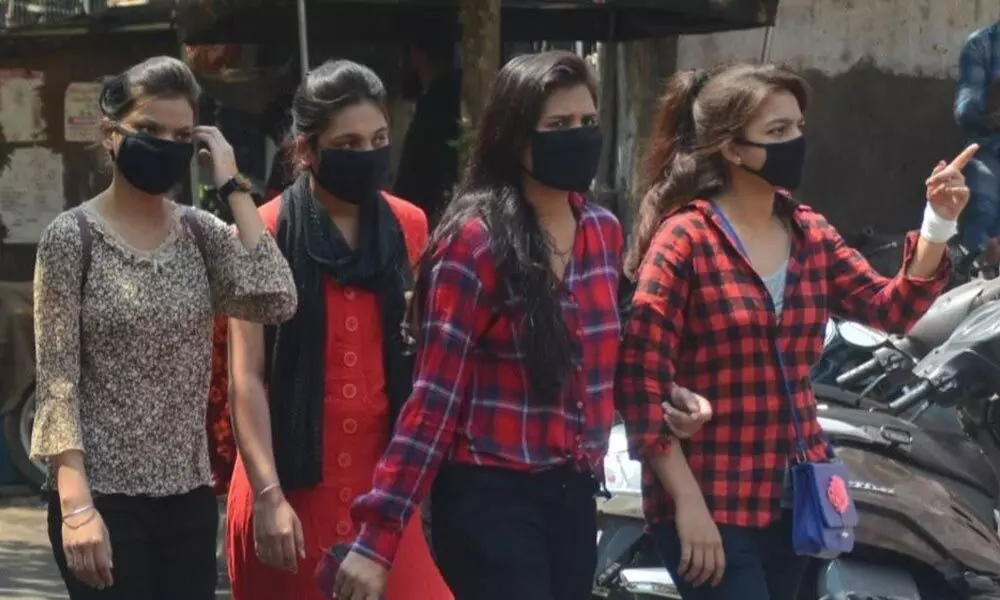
xmin=114 ymin=132 xmax=194 ymax=195
xmin=313 ymin=145 xmax=391 ymax=206
xmin=528 ymin=126 xmax=603 ymax=193
xmin=738 ymin=135 xmax=807 ymax=191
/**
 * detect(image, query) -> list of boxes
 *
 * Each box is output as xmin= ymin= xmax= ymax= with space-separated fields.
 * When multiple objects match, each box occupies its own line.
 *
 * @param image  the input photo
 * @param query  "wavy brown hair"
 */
xmin=623 ymin=63 xmax=809 ymax=277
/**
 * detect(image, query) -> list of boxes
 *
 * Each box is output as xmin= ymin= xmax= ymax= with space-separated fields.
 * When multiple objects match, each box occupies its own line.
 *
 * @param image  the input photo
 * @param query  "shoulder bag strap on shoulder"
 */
xmin=72 ymin=206 xmax=92 ymax=296
xmin=180 ymin=207 xmax=209 ymax=270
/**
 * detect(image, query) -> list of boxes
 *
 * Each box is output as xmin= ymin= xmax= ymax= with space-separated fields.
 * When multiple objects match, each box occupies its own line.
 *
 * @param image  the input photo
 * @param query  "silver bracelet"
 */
xmin=255 ymin=482 xmax=281 ymax=503
xmin=62 ymin=503 xmax=94 ymax=521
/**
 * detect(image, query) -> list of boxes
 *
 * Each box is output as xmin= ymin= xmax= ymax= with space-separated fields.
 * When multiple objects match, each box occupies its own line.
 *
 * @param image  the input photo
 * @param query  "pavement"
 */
xmin=0 ymin=487 xmax=231 ymax=600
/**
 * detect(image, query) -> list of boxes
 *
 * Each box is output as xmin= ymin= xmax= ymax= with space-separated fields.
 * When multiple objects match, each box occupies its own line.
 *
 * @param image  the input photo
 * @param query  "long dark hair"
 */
xmin=624 ymin=63 xmax=809 ymax=277
xmin=413 ymin=50 xmax=597 ymax=400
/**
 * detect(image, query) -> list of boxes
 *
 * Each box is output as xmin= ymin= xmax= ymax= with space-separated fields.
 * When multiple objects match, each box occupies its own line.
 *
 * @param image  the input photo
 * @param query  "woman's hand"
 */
xmin=663 ymin=385 xmax=713 ymax=439
xmin=62 ymin=507 xmax=114 ymax=589
xmin=333 ymin=550 xmax=388 ymax=600
xmin=924 ymin=144 xmax=978 ymax=221
xmin=253 ymin=489 xmax=305 ymax=572
xmin=192 ymin=125 xmax=239 ymax=189
xmin=674 ymin=495 xmax=725 ymax=588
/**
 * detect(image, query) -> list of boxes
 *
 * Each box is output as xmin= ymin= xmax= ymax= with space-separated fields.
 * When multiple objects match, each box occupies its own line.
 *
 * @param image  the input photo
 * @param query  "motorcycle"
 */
xmin=811 ymin=240 xmax=987 ymax=393
xmin=595 ymin=300 xmax=1000 ymax=600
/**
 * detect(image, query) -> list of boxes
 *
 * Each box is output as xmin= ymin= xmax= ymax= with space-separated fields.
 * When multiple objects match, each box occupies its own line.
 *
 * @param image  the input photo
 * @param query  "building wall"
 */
xmin=674 ymin=0 xmax=1000 ymax=233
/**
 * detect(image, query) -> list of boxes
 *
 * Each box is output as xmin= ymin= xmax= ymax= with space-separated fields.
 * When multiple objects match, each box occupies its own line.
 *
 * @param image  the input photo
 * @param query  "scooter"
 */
xmin=0 ymin=216 xmax=47 ymax=488
xmin=595 ymin=301 xmax=1000 ymax=600
xmin=812 ymin=242 xmax=988 ymax=394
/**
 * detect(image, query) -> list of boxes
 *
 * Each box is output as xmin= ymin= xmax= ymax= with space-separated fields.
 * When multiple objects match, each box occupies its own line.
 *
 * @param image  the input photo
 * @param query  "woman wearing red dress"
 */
xmin=225 ymin=59 xmax=452 ymax=600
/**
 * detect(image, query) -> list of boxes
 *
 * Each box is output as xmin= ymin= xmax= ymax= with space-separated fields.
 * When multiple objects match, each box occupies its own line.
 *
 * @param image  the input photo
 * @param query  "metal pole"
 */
xmin=759 ymin=24 xmax=775 ymax=64
xmin=296 ymin=0 xmax=309 ymax=77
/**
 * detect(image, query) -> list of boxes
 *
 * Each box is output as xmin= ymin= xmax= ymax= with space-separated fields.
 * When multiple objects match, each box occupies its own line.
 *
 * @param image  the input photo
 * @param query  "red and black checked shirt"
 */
xmin=351 ymin=194 xmax=624 ymax=566
xmin=616 ymin=197 xmax=949 ymax=529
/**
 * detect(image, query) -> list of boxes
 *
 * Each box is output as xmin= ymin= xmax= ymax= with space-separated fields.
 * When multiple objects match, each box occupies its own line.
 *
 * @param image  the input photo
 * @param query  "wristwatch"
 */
xmin=217 ymin=173 xmax=253 ymax=203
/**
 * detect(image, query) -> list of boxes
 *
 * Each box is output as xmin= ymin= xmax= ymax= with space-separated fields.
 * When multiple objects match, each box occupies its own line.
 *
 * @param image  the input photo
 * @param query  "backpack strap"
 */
xmin=72 ymin=206 xmax=92 ymax=296
xmin=180 ymin=207 xmax=209 ymax=269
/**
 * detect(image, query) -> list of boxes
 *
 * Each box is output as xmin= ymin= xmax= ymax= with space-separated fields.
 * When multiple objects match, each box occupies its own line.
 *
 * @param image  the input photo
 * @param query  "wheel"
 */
xmin=2 ymin=384 xmax=48 ymax=488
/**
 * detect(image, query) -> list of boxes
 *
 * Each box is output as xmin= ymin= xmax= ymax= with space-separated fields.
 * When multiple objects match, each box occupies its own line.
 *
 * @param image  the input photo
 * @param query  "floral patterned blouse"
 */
xmin=30 ymin=201 xmax=297 ymax=497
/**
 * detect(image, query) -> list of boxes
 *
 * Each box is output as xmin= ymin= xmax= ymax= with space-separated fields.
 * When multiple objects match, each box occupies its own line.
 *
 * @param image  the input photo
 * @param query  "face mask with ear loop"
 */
xmin=111 ymin=128 xmax=195 ymax=195
xmin=735 ymin=135 xmax=807 ymax=192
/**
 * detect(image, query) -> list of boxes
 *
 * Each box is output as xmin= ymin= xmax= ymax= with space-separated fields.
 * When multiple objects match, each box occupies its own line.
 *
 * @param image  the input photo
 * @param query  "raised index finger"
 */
xmin=948 ymin=143 xmax=980 ymax=172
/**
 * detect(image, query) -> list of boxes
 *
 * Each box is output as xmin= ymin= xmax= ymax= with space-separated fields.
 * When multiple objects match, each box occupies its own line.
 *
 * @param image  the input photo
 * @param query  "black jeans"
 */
xmin=430 ymin=463 xmax=599 ymax=600
xmin=48 ymin=486 xmax=218 ymax=600
xmin=651 ymin=516 xmax=809 ymax=600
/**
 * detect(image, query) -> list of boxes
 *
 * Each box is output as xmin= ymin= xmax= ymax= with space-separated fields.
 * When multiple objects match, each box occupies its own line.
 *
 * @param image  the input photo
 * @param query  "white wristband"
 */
xmin=919 ymin=202 xmax=958 ymax=244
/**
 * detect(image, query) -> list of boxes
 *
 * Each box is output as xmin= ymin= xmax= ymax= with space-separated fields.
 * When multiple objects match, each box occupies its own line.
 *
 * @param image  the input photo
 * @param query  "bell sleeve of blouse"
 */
xmin=819 ymin=213 xmax=949 ymax=334
xmin=30 ymin=214 xmax=86 ymax=460
xmin=350 ymin=220 xmax=491 ymax=568
xmin=615 ymin=219 xmax=692 ymax=461
xmin=191 ymin=209 xmax=297 ymax=324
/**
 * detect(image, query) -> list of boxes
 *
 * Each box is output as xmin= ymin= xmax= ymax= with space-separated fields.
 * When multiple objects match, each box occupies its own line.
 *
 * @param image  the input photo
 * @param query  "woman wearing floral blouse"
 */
xmin=30 ymin=56 xmax=296 ymax=599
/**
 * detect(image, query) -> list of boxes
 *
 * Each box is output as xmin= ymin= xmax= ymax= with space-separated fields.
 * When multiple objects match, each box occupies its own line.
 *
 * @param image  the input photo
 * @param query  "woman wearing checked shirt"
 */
xmin=333 ymin=51 xmax=708 ymax=600
xmin=616 ymin=63 xmax=977 ymax=600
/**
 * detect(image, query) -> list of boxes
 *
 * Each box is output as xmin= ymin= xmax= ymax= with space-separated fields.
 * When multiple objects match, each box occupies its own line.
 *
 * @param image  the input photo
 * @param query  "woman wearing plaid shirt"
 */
xmin=616 ymin=63 xmax=977 ymax=600
xmin=330 ymin=50 xmax=651 ymax=600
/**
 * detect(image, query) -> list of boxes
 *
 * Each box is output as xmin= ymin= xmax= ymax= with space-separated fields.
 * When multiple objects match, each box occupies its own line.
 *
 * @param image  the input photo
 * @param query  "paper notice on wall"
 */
xmin=0 ymin=147 xmax=64 ymax=244
xmin=0 ymin=69 xmax=46 ymax=143
xmin=64 ymin=82 xmax=103 ymax=143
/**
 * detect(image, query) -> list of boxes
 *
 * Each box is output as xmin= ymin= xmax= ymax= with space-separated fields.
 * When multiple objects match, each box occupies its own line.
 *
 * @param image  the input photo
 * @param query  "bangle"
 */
xmin=920 ymin=202 xmax=958 ymax=244
xmin=255 ymin=482 xmax=281 ymax=503
xmin=62 ymin=503 xmax=94 ymax=521
xmin=63 ymin=510 xmax=97 ymax=530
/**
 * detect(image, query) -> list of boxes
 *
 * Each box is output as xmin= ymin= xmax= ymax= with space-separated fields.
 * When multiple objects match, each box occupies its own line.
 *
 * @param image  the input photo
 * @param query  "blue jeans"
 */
xmin=651 ymin=517 xmax=809 ymax=600
xmin=961 ymin=135 xmax=1000 ymax=250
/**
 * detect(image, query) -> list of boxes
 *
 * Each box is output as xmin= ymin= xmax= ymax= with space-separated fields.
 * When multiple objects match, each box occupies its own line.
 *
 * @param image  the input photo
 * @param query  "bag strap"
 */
xmin=72 ymin=206 xmax=92 ymax=297
xmin=180 ymin=207 xmax=209 ymax=268
xmin=711 ymin=203 xmax=826 ymax=462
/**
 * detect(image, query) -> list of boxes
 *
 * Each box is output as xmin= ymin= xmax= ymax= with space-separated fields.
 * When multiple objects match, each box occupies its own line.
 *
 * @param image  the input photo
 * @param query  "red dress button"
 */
xmin=343 ymin=419 xmax=358 ymax=434
xmin=344 ymin=351 xmax=358 ymax=367
xmin=342 ymin=383 xmax=357 ymax=399
xmin=336 ymin=521 xmax=352 ymax=537
xmin=337 ymin=453 xmax=352 ymax=468
xmin=345 ymin=316 xmax=359 ymax=332
xmin=344 ymin=287 xmax=356 ymax=300
xmin=339 ymin=487 xmax=353 ymax=503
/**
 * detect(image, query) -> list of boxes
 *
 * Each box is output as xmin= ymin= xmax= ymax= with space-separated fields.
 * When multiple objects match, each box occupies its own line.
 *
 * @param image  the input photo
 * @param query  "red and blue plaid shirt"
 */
xmin=351 ymin=194 xmax=624 ymax=566
xmin=616 ymin=197 xmax=949 ymax=529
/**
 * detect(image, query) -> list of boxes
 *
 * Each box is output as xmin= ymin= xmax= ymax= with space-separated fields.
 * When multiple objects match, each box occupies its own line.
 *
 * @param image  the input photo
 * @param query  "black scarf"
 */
xmin=265 ymin=173 xmax=414 ymax=490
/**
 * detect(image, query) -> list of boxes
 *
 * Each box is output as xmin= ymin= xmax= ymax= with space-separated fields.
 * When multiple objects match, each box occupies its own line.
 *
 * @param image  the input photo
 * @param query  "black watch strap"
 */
xmin=218 ymin=174 xmax=252 ymax=202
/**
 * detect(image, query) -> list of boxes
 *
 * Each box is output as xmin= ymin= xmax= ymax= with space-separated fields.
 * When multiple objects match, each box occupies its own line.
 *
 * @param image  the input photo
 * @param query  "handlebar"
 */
xmin=887 ymin=380 xmax=932 ymax=414
xmin=835 ymin=357 xmax=881 ymax=387
xmin=955 ymin=245 xmax=982 ymax=277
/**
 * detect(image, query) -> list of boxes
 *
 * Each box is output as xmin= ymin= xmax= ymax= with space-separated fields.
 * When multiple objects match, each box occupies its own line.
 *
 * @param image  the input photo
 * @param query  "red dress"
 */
xmin=226 ymin=194 xmax=452 ymax=600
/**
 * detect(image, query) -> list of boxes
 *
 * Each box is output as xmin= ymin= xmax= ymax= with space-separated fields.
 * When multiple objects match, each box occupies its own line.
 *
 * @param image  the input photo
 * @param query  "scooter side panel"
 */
xmin=838 ymin=447 xmax=1000 ymax=578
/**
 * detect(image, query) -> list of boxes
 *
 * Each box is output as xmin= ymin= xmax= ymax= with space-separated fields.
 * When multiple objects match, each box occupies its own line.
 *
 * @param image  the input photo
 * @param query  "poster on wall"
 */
xmin=0 ymin=69 xmax=46 ymax=143
xmin=64 ymin=82 xmax=104 ymax=143
xmin=0 ymin=147 xmax=64 ymax=244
